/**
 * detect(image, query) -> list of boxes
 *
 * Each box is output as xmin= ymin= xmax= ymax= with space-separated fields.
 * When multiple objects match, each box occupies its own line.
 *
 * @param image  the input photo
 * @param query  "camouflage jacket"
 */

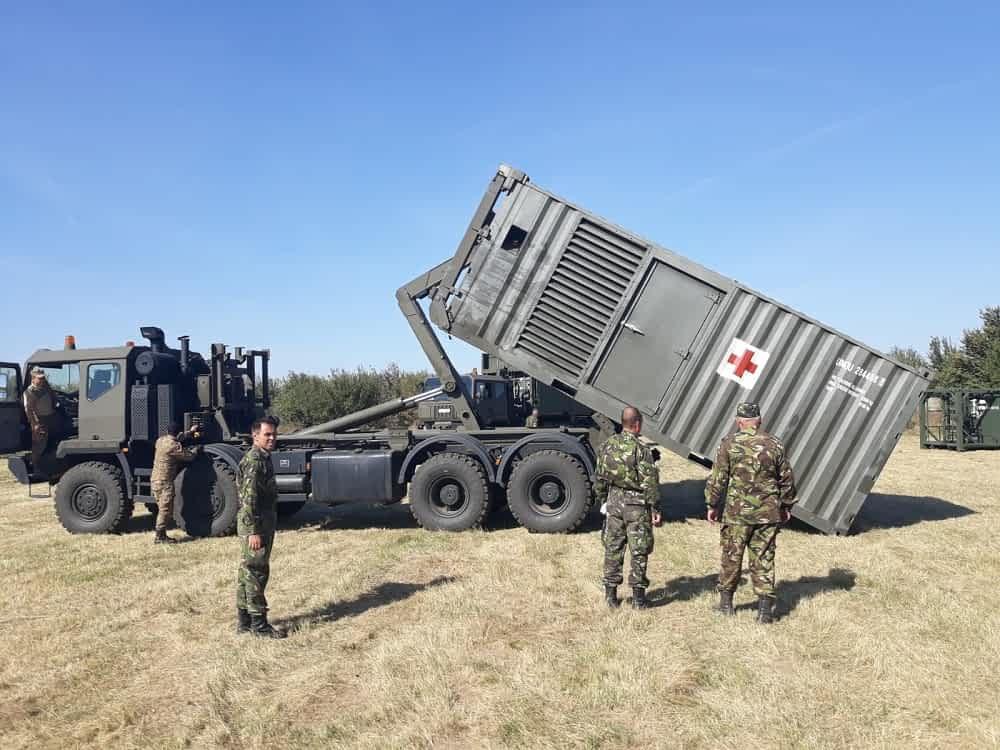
xmin=23 ymin=385 xmax=56 ymax=428
xmin=238 ymin=446 xmax=278 ymax=536
xmin=704 ymin=425 xmax=797 ymax=525
xmin=151 ymin=435 xmax=196 ymax=485
xmin=593 ymin=431 xmax=660 ymax=510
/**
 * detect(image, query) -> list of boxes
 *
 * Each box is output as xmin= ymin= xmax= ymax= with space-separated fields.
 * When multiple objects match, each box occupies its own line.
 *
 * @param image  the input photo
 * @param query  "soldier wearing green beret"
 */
xmin=705 ymin=402 xmax=797 ymax=623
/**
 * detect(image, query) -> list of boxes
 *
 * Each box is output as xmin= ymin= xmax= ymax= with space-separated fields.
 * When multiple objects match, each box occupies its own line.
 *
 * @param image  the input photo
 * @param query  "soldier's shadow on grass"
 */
xmin=646 ymin=573 xmax=717 ymax=607
xmin=274 ymin=575 xmax=457 ymax=632
xmin=732 ymin=567 xmax=857 ymax=619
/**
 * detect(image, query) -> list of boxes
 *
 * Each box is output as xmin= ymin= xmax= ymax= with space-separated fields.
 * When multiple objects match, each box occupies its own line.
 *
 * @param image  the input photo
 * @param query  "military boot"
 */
xmin=604 ymin=585 xmax=620 ymax=610
xmin=631 ymin=587 xmax=650 ymax=610
xmin=236 ymin=608 xmax=252 ymax=634
xmin=249 ymin=612 xmax=287 ymax=639
xmin=756 ymin=597 xmax=775 ymax=624
xmin=154 ymin=529 xmax=178 ymax=544
xmin=718 ymin=591 xmax=735 ymax=616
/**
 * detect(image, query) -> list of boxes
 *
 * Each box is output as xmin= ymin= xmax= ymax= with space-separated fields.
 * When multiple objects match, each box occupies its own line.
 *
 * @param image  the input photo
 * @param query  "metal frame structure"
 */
xmin=920 ymin=389 xmax=1000 ymax=451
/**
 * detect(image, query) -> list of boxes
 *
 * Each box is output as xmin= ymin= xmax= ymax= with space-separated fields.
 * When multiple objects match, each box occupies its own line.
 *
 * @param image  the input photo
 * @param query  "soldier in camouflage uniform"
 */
xmin=23 ymin=369 xmax=58 ymax=469
xmin=524 ymin=408 xmax=540 ymax=429
xmin=594 ymin=406 xmax=662 ymax=609
xmin=235 ymin=416 xmax=286 ymax=638
xmin=705 ymin=403 xmax=797 ymax=623
xmin=150 ymin=423 xmax=199 ymax=544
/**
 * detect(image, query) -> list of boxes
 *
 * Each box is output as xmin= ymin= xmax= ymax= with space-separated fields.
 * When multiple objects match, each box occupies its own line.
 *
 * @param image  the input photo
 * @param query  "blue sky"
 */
xmin=2 ymin=2 xmax=997 ymax=376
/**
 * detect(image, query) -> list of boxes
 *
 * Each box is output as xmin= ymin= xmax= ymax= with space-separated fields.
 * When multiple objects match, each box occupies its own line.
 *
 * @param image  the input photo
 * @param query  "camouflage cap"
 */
xmin=30 ymin=367 xmax=47 ymax=377
xmin=736 ymin=402 xmax=760 ymax=418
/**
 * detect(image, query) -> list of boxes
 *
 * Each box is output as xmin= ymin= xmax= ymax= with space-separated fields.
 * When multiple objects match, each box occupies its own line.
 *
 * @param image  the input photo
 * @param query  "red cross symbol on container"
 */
xmin=727 ymin=349 xmax=758 ymax=378
xmin=716 ymin=337 xmax=770 ymax=389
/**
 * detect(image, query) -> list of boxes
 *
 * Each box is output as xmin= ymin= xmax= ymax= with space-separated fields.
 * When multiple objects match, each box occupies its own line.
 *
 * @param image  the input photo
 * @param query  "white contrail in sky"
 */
xmin=663 ymin=78 xmax=981 ymax=203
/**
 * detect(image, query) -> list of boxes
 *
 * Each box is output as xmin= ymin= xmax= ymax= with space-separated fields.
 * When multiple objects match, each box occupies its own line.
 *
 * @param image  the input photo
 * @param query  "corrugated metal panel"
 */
xmin=432 ymin=166 xmax=930 ymax=535
xmin=659 ymin=289 xmax=926 ymax=533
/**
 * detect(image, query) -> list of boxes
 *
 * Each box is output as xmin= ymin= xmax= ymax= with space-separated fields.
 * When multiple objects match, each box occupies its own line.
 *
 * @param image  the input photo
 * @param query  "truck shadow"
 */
xmin=656 ymin=480 xmax=975 ymax=534
xmin=274 ymin=575 xmax=457 ymax=632
xmin=647 ymin=567 xmax=856 ymax=617
xmin=658 ymin=479 xmax=709 ymax=524
xmin=120 ymin=502 xmax=420 ymax=535
xmin=304 ymin=502 xmax=419 ymax=531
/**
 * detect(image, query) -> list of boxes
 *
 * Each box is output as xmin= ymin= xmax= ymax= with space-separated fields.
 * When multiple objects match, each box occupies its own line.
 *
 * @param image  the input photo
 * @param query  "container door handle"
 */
xmin=622 ymin=321 xmax=645 ymax=336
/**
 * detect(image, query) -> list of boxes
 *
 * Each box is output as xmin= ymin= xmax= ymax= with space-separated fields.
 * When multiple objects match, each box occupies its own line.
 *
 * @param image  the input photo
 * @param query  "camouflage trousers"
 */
xmin=718 ymin=523 xmax=779 ymax=598
xmin=602 ymin=493 xmax=654 ymax=588
xmin=151 ymin=480 xmax=175 ymax=532
xmin=236 ymin=526 xmax=275 ymax=615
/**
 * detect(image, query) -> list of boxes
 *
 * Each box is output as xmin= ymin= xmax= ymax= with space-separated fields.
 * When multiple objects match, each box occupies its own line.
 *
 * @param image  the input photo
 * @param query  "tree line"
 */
xmin=890 ymin=306 xmax=1000 ymax=388
xmin=270 ymin=364 xmax=430 ymax=431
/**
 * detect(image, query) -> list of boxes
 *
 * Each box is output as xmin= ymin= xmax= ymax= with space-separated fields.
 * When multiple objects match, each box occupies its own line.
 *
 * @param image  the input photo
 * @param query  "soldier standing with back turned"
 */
xmin=594 ymin=406 xmax=662 ymax=610
xmin=705 ymin=402 xmax=797 ymax=624
xmin=151 ymin=423 xmax=198 ymax=544
xmin=235 ymin=416 xmax=286 ymax=638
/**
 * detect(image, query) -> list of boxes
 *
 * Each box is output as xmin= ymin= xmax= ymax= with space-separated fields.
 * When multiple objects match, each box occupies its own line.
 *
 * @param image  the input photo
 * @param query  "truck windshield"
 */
xmin=32 ymin=363 xmax=80 ymax=395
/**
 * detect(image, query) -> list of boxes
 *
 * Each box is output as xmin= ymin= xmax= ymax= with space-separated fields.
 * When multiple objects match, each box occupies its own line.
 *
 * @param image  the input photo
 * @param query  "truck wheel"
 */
xmin=54 ymin=461 xmax=133 ymax=534
xmin=506 ymin=450 xmax=591 ymax=533
xmin=409 ymin=452 xmax=490 ymax=531
xmin=174 ymin=458 xmax=239 ymax=537
xmin=277 ymin=500 xmax=307 ymax=519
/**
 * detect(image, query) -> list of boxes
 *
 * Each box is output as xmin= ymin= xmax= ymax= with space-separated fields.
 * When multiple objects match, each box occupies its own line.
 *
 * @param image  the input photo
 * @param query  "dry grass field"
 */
xmin=1 ymin=434 xmax=998 ymax=749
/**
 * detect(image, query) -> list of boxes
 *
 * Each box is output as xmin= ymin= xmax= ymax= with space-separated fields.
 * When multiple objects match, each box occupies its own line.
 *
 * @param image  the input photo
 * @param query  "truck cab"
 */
xmin=417 ymin=374 xmax=519 ymax=428
xmin=2 ymin=327 xmax=275 ymax=538
xmin=3 ymin=347 xmax=137 ymax=483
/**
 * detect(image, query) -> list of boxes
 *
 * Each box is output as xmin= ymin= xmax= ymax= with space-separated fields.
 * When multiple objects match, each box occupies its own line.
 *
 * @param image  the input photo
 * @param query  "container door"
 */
xmin=0 ymin=363 xmax=24 ymax=453
xmin=592 ymin=262 xmax=721 ymax=413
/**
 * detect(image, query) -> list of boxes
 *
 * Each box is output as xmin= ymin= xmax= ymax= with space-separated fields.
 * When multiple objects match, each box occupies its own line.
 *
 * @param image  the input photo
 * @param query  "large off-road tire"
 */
xmin=408 ymin=452 xmax=490 ymax=531
xmin=174 ymin=457 xmax=239 ymax=537
xmin=277 ymin=500 xmax=307 ymax=520
xmin=54 ymin=461 xmax=133 ymax=534
xmin=506 ymin=450 xmax=591 ymax=533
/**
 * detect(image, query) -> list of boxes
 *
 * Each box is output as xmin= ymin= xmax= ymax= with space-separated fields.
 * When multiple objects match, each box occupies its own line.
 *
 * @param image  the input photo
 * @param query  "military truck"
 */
xmin=2 ymin=328 xmax=276 ymax=536
xmin=3 ymin=164 xmax=931 ymax=536
xmin=2 ymin=323 xmax=602 ymax=536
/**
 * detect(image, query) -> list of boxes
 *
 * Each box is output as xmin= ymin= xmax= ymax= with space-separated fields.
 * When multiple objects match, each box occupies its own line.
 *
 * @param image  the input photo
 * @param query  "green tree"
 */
xmin=925 ymin=307 xmax=1000 ymax=388
xmin=270 ymin=364 xmax=430 ymax=431
xmin=888 ymin=346 xmax=928 ymax=370
xmin=959 ymin=306 xmax=1000 ymax=387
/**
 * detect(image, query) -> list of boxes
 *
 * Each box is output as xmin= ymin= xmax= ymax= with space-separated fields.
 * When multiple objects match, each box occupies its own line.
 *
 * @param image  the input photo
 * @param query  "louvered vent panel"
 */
xmin=517 ymin=219 xmax=644 ymax=377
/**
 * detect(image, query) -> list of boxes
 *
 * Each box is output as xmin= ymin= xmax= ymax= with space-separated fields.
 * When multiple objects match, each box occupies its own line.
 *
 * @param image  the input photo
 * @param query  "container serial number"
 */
xmin=834 ymin=358 xmax=886 ymax=387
